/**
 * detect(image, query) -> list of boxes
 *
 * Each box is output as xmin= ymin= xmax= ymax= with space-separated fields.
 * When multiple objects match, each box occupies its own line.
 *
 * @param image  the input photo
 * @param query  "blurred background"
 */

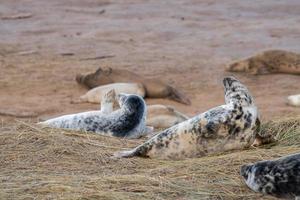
xmin=0 ymin=0 xmax=300 ymax=121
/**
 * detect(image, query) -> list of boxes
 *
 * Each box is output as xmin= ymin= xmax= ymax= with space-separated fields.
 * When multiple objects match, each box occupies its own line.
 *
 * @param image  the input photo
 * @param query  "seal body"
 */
xmin=287 ymin=94 xmax=300 ymax=107
xmin=76 ymin=67 xmax=191 ymax=105
xmin=226 ymin=50 xmax=300 ymax=75
xmin=146 ymin=105 xmax=189 ymax=129
xmin=115 ymin=76 xmax=260 ymax=159
xmin=38 ymin=94 xmax=149 ymax=138
xmin=240 ymin=153 xmax=300 ymax=199
xmin=78 ymin=83 xmax=145 ymax=104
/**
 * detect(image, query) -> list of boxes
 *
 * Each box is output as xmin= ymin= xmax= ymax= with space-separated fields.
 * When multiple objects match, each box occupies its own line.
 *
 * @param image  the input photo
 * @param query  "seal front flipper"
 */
xmin=99 ymin=89 xmax=117 ymax=113
xmin=167 ymin=85 xmax=191 ymax=105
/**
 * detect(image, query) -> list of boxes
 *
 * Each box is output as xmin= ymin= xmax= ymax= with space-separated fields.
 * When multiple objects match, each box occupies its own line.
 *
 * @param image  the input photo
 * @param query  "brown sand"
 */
xmin=0 ymin=0 xmax=300 ymax=121
xmin=1 ymin=0 xmax=300 ymax=199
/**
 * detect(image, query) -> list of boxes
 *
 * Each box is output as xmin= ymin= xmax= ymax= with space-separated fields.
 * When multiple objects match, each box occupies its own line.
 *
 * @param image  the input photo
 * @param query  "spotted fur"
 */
xmin=114 ymin=76 xmax=260 ymax=159
xmin=38 ymin=94 xmax=148 ymax=138
xmin=99 ymin=90 xmax=189 ymax=129
xmin=241 ymin=153 xmax=300 ymax=199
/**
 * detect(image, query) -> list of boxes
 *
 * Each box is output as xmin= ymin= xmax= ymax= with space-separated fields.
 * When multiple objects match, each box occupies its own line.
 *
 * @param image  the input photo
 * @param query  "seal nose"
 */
xmin=240 ymin=164 xmax=251 ymax=179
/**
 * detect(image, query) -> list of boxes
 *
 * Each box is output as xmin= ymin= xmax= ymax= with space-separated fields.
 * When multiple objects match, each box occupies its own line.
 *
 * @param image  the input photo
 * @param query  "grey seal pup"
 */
xmin=114 ymin=76 xmax=260 ymax=159
xmin=241 ymin=153 xmax=300 ymax=199
xmin=38 ymin=93 xmax=149 ymax=138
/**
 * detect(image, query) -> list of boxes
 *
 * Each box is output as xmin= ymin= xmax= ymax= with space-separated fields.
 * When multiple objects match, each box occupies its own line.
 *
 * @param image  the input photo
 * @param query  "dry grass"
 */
xmin=1 ymin=117 xmax=300 ymax=200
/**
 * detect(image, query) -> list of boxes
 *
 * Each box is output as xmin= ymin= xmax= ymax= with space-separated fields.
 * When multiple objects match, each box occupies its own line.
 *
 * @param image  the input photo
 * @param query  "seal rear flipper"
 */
xmin=114 ymin=143 xmax=151 ymax=158
xmin=37 ymin=121 xmax=47 ymax=127
xmin=167 ymin=85 xmax=191 ymax=105
xmin=113 ymin=149 xmax=137 ymax=158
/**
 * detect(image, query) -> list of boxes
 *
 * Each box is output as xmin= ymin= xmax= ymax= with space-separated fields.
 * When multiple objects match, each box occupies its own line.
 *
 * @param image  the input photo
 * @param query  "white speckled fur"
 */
xmin=100 ymin=91 xmax=187 ymax=129
xmin=38 ymin=93 xmax=149 ymax=138
xmin=115 ymin=76 xmax=260 ymax=159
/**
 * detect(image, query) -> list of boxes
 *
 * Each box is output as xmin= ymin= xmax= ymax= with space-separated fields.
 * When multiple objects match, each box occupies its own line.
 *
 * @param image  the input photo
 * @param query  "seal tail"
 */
xmin=167 ymin=86 xmax=191 ymax=105
xmin=166 ymin=106 xmax=189 ymax=120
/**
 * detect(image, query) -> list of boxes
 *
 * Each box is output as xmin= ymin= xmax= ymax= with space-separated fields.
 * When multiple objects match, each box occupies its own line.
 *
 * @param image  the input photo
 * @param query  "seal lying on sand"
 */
xmin=73 ymin=83 xmax=145 ymax=104
xmin=114 ymin=76 xmax=260 ymax=159
xmin=241 ymin=153 xmax=300 ymax=199
xmin=76 ymin=67 xmax=191 ymax=105
xmin=38 ymin=93 xmax=150 ymax=138
xmin=287 ymin=94 xmax=300 ymax=107
xmin=226 ymin=50 xmax=300 ymax=75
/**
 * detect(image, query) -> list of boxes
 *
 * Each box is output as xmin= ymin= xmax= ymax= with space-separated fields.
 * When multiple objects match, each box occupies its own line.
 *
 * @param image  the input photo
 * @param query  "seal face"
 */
xmin=38 ymin=93 xmax=148 ymax=138
xmin=240 ymin=153 xmax=300 ymax=199
xmin=114 ymin=76 xmax=260 ymax=159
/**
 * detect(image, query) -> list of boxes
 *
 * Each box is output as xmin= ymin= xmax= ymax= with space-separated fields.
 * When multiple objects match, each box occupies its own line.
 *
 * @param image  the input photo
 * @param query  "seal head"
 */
xmin=241 ymin=153 xmax=300 ymax=199
xmin=106 ymin=93 xmax=147 ymax=138
xmin=223 ymin=76 xmax=253 ymax=106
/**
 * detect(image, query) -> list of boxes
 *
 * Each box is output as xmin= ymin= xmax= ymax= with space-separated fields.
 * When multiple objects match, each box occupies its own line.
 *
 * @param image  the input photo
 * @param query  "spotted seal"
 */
xmin=240 ymin=153 xmax=300 ymax=199
xmin=114 ymin=76 xmax=260 ymax=159
xmin=38 ymin=93 xmax=150 ymax=138
xmin=226 ymin=50 xmax=300 ymax=75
